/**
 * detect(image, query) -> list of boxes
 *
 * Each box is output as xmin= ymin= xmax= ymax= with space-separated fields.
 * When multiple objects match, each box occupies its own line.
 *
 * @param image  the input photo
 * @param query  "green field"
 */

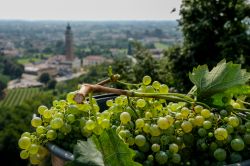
xmin=154 ymin=42 xmax=169 ymax=50
xmin=0 ymin=88 xmax=40 ymax=107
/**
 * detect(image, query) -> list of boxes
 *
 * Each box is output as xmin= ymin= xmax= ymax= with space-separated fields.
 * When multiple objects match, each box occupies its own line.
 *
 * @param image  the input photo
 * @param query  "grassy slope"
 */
xmin=0 ymin=88 xmax=40 ymax=107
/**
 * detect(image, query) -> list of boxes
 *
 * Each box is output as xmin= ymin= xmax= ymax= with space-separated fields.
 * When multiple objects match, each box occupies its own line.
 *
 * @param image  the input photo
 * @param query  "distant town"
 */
xmin=0 ymin=20 xmax=182 ymax=89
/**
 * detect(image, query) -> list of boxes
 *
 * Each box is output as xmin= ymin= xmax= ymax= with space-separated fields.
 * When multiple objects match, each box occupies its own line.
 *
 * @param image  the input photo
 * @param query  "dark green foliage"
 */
xmin=180 ymin=0 xmax=250 ymax=68
xmin=47 ymin=79 xmax=57 ymax=89
xmin=39 ymin=73 xmax=51 ymax=84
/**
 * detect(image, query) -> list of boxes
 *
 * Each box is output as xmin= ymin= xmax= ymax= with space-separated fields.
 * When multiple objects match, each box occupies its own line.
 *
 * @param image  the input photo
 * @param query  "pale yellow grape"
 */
xmin=101 ymin=119 xmax=110 ymax=129
xmin=38 ymin=105 xmax=47 ymax=115
xmin=29 ymin=154 xmax=41 ymax=165
xmin=142 ymin=76 xmax=152 ymax=85
xmin=159 ymin=84 xmax=169 ymax=93
xmin=181 ymin=107 xmax=191 ymax=118
xmin=36 ymin=126 xmax=46 ymax=134
xmin=145 ymin=111 xmax=153 ymax=119
xmin=152 ymin=81 xmax=161 ymax=89
xmin=150 ymin=124 xmax=161 ymax=136
xmin=169 ymin=143 xmax=179 ymax=153
xmin=85 ymin=119 xmax=96 ymax=130
xmin=120 ymin=112 xmax=131 ymax=124
xmin=50 ymin=118 xmax=64 ymax=129
xmin=194 ymin=115 xmax=205 ymax=126
xmin=214 ymin=128 xmax=228 ymax=141
xmin=136 ymin=99 xmax=146 ymax=108
xmin=136 ymin=118 xmax=145 ymax=128
xmin=194 ymin=105 xmax=203 ymax=114
xmin=18 ymin=136 xmax=31 ymax=150
xmin=143 ymin=123 xmax=150 ymax=133
xmin=181 ymin=121 xmax=193 ymax=133
xmin=43 ymin=109 xmax=52 ymax=119
xmin=201 ymin=109 xmax=211 ymax=118
xmin=46 ymin=130 xmax=57 ymax=141
xmin=29 ymin=144 xmax=39 ymax=154
xmin=31 ymin=117 xmax=42 ymax=128
xmin=166 ymin=115 xmax=174 ymax=125
xmin=228 ymin=116 xmax=239 ymax=127
xmin=20 ymin=150 xmax=29 ymax=159
xmin=157 ymin=117 xmax=170 ymax=130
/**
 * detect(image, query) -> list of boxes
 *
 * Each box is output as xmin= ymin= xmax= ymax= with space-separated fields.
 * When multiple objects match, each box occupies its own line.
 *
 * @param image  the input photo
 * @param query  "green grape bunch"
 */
xmin=18 ymin=74 xmax=250 ymax=165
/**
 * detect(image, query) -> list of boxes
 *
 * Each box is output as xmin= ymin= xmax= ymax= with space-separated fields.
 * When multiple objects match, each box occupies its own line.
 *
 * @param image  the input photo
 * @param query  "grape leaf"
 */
xmin=189 ymin=60 xmax=250 ymax=100
xmin=211 ymin=85 xmax=250 ymax=107
xmin=65 ymin=139 xmax=104 ymax=166
xmin=92 ymin=129 xmax=141 ymax=166
xmin=66 ymin=129 xmax=141 ymax=166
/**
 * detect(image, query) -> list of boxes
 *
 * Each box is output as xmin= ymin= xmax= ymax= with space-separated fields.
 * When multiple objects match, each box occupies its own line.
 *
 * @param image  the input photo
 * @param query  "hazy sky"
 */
xmin=0 ymin=0 xmax=181 ymax=20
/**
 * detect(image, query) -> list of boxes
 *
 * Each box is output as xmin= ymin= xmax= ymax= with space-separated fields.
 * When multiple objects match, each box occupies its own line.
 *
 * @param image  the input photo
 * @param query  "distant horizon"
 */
xmin=0 ymin=19 xmax=179 ymax=22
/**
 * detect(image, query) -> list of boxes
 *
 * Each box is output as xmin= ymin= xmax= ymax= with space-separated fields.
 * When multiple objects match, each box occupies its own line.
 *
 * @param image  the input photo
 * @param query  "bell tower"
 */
xmin=65 ymin=23 xmax=74 ymax=61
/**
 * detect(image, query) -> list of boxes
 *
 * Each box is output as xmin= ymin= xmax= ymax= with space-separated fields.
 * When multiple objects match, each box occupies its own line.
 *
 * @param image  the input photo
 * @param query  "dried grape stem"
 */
xmin=74 ymin=84 xmax=128 ymax=103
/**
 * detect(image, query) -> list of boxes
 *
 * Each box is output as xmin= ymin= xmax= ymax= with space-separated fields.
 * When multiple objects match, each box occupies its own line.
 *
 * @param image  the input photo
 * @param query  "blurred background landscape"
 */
xmin=0 ymin=0 xmax=249 ymax=165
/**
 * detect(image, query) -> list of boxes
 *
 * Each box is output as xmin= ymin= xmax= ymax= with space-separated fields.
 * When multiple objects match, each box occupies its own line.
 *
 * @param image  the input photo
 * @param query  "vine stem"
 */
xmin=73 ymin=83 xmax=196 ymax=105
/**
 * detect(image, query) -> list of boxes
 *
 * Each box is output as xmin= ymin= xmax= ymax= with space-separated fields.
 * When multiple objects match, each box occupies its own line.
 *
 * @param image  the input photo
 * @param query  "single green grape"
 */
xmin=172 ymin=153 xmax=181 ymax=164
xmin=180 ymin=107 xmax=191 ymax=118
xmin=135 ymin=135 xmax=146 ymax=147
xmin=228 ymin=116 xmax=240 ymax=128
xmin=150 ymin=124 xmax=161 ymax=136
xmin=155 ymin=151 xmax=168 ymax=165
xmin=20 ymin=150 xmax=29 ymax=159
xmin=231 ymin=138 xmax=245 ymax=151
xmin=85 ymin=119 xmax=96 ymax=131
xmin=46 ymin=130 xmax=57 ymax=141
xmin=181 ymin=121 xmax=193 ymax=133
xmin=18 ymin=136 xmax=31 ymax=150
xmin=203 ymin=121 xmax=212 ymax=129
xmin=38 ymin=105 xmax=48 ymax=115
xmin=136 ymin=99 xmax=146 ymax=108
xmin=120 ymin=112 xmax=131 ymax=124
xmin=194 ymin=105 xmax=203 ymax=114
xmin=31 ymin=117 xmax=42 ymax=128
xmin=214 ymin=128 xmax=228 ymax=141
xmin=169 ymin=143 xmax=179 ymax=153
xmin=213 ymin=148 xmax=227 ymax=161
xmin=198 ymin=128 xmax=207 ymax=137
xmin=143 ymin=123 xmax=150 ymax=133
xmin=143 ymin=76 xmax=152 ymax=85
xmin=136 ymin=118 xmax=145 ymax=129
xmin=157 ymin=117 xmax=170 ymax=130
xmin=106 ymin=99 xmax=113 ymax=107
xmin=43 ymin=109 xmax=52 ymax=119
xmin=50 ymin=118 xmax=64 ymax=129
xmin=200 ymin=109 xmax=211 ymax=118
xmin=36 ymin=126 xmax=46 ymax=135
xmin=159 ymin=84 xmax=169 ymax=93
xmin=194 ymin=115 xmax=205 ymax=126
xmin=29 ymin=144 xmax=39 ymax=155
xmin=152 ymin=81 xmax=161 ymax=89
xmin=151 ymin=143 xmax=160 ymax=152
xmin=230 ymin=152 xmax=242 ymax=163
xmin=101 ymin=119 xmax=110 ymax=129
xmin=145 ymin=111 xmax=153 ymax=119
xmin=66 ymin=114 xmax=75 ymax=123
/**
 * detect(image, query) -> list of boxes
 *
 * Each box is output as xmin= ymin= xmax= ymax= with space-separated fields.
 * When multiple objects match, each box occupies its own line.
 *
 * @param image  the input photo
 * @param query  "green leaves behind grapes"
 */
xmin=189 ymin=60 xmax=250 ymax=103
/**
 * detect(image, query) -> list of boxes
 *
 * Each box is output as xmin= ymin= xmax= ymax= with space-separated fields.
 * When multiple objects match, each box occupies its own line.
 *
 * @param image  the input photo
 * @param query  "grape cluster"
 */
xmin=18 ymin=76 xmax=250 ymax=165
